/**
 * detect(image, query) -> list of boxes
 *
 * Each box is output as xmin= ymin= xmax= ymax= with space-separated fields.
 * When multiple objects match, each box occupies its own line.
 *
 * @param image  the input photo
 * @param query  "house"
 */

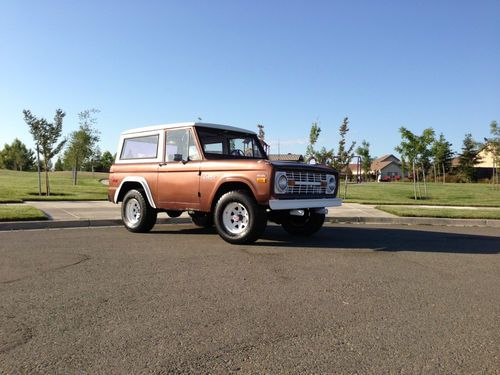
xmin=476 ymin=143 xmax=498 ymax=179
xmin=268 ymin=153 xmax=305 ymax=162
xmin=371 ymin=154 xmax=402 ymax=181
xmin=451 ymin=142 xmax=498 ymax=179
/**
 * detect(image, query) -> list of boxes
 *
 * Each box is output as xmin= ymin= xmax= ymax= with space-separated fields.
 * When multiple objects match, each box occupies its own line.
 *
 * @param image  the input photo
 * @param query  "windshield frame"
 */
xmin=195 ymin=126 xmax=268 ymax=160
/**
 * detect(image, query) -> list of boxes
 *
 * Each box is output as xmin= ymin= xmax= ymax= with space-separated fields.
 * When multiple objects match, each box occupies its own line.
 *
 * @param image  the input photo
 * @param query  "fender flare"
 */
xmin=114 ymin=176 xmax=157 ymax=208
xmin=210 ymin=176 xmax=259 ymax=204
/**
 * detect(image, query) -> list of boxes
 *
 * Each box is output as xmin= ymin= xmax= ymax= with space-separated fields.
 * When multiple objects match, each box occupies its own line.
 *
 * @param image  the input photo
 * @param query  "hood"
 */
xmin=268 ymin=160 xmax=337 ymax=173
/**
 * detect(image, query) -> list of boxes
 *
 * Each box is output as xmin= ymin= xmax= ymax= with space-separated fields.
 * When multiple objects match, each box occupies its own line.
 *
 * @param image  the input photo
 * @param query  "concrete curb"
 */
xmin=327 ymin=216 xmax=500 ymax=227
xmin=0 ymin=218 xmax=193 ymax=231
xmin=1 ymin=216 xmax=499 ymax=231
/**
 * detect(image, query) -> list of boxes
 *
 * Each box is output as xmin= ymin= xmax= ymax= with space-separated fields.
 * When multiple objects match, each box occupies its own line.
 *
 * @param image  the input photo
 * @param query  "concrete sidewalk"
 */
xmin=25 ymin=201 xmax=398 ymax=221
xmin=0 ymin=200 xmax=499 ymax=231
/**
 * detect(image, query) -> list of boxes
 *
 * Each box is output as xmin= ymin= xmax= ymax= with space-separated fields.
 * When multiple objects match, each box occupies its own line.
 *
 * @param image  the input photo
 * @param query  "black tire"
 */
xmin=121 ymin=189 xmax=157 ymax=233
xmin=189 ymin=212 xmax=214 ymax=228
xmin=281 ymin=210 xmax=325 ymax=236
xmin=214 ymin=191 xmax=267 ymax=244
xmin=166 ymin=210 xmax=182 ymax=218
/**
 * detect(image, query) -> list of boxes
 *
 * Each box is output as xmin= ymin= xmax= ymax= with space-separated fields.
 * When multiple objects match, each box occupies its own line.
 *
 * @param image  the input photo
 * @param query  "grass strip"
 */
xmin=376 ymin=205 xmax=500 ymax=220
xmin=0 ymin=205 xmax=48 ymax=221
xmin=0 ymin=169 xmax=108 ymax=202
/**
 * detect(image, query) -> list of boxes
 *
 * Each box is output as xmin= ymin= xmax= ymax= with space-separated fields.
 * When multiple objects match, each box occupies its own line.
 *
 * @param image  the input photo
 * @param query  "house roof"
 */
xmin=371 ymin=154 xmax=401 ymax=171
xmin=268 ymin=153 xmax=304 ymax=162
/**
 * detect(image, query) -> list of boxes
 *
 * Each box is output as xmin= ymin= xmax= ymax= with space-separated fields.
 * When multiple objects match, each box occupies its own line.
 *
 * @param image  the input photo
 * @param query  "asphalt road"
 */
xmin=0 ymin=224 xmax=499 ymax=374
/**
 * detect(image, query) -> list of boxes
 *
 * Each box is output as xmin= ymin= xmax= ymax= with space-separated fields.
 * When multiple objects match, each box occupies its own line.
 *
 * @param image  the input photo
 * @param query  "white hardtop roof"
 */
xmin=121 ymin=122 xmax=256 ymax=135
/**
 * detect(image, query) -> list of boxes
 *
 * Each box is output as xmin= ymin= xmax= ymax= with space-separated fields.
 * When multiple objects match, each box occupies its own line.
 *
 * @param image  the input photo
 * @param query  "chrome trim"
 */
xmin=269 ymin=198 xmax=342 ymax=210
xmin=274 ymin=171 xmax=288 ymax=194
xmin=113 ymin=176 xmax=157 ymax=208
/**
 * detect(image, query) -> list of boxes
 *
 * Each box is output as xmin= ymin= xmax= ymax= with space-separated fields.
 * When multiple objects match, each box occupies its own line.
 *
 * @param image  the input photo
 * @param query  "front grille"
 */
xmin=285 ymin=171 xmax=327 ymax=195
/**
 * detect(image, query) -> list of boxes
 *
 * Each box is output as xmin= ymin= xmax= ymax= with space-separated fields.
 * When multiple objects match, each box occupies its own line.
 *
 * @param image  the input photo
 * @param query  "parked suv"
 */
xmin=108 ymin=122 xmax=341 ymax=244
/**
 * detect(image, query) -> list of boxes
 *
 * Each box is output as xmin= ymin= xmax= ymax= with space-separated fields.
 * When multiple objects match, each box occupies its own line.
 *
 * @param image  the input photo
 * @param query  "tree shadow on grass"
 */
xmin=152 ymin=224 xmax=500 ymax=255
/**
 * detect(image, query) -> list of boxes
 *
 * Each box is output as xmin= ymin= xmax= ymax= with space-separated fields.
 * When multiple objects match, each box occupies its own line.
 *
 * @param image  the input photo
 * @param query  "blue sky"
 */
xmin=0 ymin=0 xmax=498 ymax=159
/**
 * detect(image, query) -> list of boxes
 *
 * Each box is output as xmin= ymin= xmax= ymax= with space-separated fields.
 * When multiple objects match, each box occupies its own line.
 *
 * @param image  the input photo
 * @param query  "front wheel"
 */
xmin=281 ymin=210 xmax=325 ymax=236
xmin=214 ymin=191 xmax=267 ymax=244
xmin=121 ymin=189 xmax=157 ymax=233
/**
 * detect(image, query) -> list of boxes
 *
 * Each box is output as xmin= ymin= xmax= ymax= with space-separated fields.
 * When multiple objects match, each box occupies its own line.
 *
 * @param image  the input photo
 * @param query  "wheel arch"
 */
xmin=114 ymin=176 xmax=157 ymax=208
xmin=210 ymin=179 xmax=257 ymax=213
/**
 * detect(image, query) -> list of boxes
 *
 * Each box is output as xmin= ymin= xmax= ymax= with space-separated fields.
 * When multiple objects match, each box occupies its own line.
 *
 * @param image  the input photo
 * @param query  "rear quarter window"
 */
xmin=120 ymin=135 xmax=159 ymax=160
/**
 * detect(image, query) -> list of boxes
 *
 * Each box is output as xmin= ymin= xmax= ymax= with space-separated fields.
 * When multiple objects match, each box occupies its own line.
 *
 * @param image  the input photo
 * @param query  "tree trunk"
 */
xmin=343 ymin=174 xmax=348 ymax=199
xmin=422 ymin=163 xmax=428 ymax=198
xmin=73 ymin=157 xmax=79 ymax=185
xmin=442 ymin=163 xmax=446 ymax=184
xmin=44 ymin=160 xmax=50 ymax=196
xmin=415 ymin=162 xmax=422 ymax=199
xmin=433 ymin=163 xmax=437 ymax=184
xmin=412 ymin=160 xmax=417 ymax=200
xmin=36 ymin=146 xmax=41 ymax=196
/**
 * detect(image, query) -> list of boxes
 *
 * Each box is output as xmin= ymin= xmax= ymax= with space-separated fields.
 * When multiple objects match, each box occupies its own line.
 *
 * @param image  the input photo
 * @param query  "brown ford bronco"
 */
xmin=108 ymin=122 xmax=341 ymax=244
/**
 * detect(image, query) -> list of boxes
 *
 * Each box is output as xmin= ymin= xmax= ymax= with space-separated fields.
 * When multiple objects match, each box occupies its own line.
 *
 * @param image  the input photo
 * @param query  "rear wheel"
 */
xmin=281 ymin=210 xmax=325 ymax=236
xmin=214 ymin=191 xmax=267 ymax=244
xmin=121 ymin=189 xmax=157 ymax=233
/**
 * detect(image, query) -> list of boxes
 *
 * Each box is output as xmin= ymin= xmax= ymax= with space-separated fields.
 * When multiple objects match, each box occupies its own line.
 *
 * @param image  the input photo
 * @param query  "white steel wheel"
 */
xmin=121 ymin=189 xmax=157 ymax=233
xmin=222 ymin=202 xmax=250 ymax=235
xmin=214 ymin=191 xmax=267 ymax=245
xmin=125 ymin=198 xmax=142 ymax=225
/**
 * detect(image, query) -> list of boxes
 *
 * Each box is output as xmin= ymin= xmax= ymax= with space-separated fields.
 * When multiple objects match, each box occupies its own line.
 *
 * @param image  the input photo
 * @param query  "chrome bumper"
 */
xmin=268 ymin=198 xmax=342 ymax=210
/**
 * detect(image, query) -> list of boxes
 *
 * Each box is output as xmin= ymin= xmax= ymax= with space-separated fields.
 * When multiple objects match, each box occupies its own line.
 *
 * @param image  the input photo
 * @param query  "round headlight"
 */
xmin=327 ymin=175 xmax=336 ymax=192
xmin=278 ymin=174 xmax=288 ymax=191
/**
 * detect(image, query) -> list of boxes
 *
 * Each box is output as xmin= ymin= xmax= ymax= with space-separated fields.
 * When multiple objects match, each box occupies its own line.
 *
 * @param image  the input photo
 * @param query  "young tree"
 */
xmin=54 ymin=158 xmax=64 ymax=171
xmin=64 ymin=109 xmax=100 ymax=185
xmin=332 ymin=117 xmax=356 ymax=171
xmin=431 ymin=133 xmax=454 ymax=183
xmin=331 ymin=117 xmax=356 ymax=198
xmin=355 ymin=140 xmax=372 ymax=181
xmin=417 ymin=128 xmax=436 ymax=196
xmin=395 ymin=127 xmax=433 ymax=199
xmin=458 ymin=133 xmax=482 ymax=182
xmin=395 ymin=127 xmax=420 ymax=200
xmin=305 ymin=122 xmax=334 ymax=164
xmin=100 ymin=151 xmax=115 ymax=172
xmin=23 ymin=109 xmax=66 ymax=196
xmin=0 ymin=139 xmax=36 ymax=171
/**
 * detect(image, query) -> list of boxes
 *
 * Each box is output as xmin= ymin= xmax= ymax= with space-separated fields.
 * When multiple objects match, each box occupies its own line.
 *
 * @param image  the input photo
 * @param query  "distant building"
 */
xmin=268 ymin=153 xmax=305 ymax=162
xmin=452 ymin=143 xmax=498 ymax=179
xmin=371 ymin=154 xmax=402 ymax=181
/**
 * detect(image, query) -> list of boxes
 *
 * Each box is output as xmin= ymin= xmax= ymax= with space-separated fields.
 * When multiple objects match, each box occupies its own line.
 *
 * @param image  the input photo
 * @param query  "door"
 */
xmin=157 ymin=128 xmax=201 ymax=210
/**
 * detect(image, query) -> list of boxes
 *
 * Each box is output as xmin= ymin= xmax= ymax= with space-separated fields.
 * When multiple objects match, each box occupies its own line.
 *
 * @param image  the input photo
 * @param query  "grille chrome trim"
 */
xmin=285 ymin=171 xmax=328 ymax=195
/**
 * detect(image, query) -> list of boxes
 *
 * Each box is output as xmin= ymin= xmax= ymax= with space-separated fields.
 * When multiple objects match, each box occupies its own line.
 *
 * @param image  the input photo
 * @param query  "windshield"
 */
xmin=196 ymin=126 xmax=267 ymax=160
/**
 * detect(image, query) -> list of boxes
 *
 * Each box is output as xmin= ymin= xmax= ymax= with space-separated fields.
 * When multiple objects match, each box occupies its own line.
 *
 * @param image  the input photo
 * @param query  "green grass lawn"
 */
xmin=343 ymin=182 xmax=500 ymax=207
xmin=376 ymin=205 xmax=500 ymax=219
xmin=0 ymin=205 xmax=47 ymax=221
xmin=0 ymin=169 xmax=108 ymax=202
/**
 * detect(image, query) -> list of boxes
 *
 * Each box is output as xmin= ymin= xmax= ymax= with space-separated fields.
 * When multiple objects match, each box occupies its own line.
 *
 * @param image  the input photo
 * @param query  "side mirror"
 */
xmin=173 ymin=154 xmax=183 ymax=162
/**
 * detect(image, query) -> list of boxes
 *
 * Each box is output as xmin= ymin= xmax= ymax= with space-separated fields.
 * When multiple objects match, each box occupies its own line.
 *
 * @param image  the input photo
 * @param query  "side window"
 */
xmin=120 ymin=135 xmax=159 ymax=160
xmin=166 ymin=129 xmax=200 ymax=162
